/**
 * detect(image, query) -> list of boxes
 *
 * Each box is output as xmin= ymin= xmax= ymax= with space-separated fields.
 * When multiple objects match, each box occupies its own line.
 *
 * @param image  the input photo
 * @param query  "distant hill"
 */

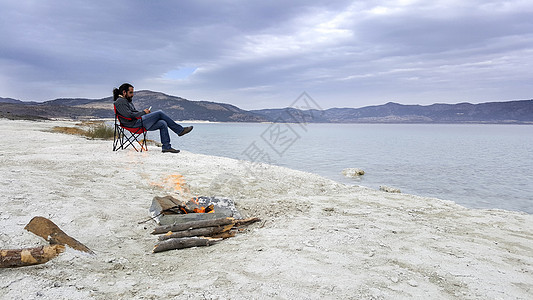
xmin=0 ymin=90 xmax=268 ymax=122
xmin=251 ymin=100 xmax=533 ymax=124
xmin=0 ymin=91 xmax=532 ymax=123
xmin=0 ymin=97 xmax=28 ymax=104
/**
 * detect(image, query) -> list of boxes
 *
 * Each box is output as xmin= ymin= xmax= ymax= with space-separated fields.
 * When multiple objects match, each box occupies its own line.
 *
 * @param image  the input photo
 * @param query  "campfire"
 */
xmin=163 ymin=197 xmax=215 ymax=215
xmin=148 ymin=174 xmax=259 ymax=253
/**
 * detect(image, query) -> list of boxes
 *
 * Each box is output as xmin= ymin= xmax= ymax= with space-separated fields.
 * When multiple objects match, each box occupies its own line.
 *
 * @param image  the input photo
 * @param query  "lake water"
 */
xmin=146 ymin=122 xmax=533 ymax=214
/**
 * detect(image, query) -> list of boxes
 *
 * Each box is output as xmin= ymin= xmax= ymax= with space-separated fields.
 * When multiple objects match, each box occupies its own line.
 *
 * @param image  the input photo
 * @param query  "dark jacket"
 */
xmin=114 ymin=97 xmax=146 ymax=127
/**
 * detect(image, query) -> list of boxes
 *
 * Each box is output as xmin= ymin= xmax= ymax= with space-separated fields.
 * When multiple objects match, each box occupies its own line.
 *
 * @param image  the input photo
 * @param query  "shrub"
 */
xmin=85 ymin=123 xmax=114 ymax=139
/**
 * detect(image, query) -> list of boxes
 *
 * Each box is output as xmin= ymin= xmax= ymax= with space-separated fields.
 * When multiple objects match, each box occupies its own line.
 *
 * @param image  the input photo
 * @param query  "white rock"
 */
xmin=342 ymin=168 xmax=365 ymax=177
xmin=380 ymin=185 xmax=401 ymax=193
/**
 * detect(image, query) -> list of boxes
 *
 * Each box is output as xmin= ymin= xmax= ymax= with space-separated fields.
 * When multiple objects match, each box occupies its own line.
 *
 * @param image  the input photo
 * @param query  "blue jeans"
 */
xmin=136 ymin=110 xmax=185 ymax=150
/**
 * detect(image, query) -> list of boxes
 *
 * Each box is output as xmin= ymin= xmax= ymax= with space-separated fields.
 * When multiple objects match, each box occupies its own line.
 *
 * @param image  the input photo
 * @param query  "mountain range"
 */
xmin=1 ymin=91 xmax=532 ymax=124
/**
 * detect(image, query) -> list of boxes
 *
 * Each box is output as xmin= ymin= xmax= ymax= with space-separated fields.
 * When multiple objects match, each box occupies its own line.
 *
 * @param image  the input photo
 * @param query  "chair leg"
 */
xmin=113 ymin=124 xmax=148 ymax=152
xmin=140 ymin=131 xmax=148 ymax=151
xmin=113 ymin=125 xmax=120 ymax=151
xmin=114 ymin=125 xmax=131 ymax=151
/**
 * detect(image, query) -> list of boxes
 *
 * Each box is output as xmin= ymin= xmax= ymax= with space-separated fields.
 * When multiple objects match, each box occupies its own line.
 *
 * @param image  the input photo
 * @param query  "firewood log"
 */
xmin=24 ymin=216 xmax=94 ymax=254
xmin=234 ymin=217 xmax=261 ymax=227
xmin=1 ymin=245 xmax=65 ymax=268
xmin=211 ymin=230 xmax=237 ymax=239
xmin=153 ymin=237 xmax=222 ymax=253
xmin=158 ymin=224 xmax=234 ymax=241
xmin=152 ymin=217 xmax=235 ymax=235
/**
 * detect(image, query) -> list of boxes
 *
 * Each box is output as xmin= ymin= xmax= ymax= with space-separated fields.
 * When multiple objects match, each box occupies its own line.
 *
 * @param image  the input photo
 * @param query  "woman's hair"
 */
xmin=113 ymin=83 xmax=134 ymax=101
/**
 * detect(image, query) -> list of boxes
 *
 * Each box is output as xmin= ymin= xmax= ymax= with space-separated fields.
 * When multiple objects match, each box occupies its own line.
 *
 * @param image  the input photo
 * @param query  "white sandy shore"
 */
xmin=0 ymin=119 xmax=531 ymax=300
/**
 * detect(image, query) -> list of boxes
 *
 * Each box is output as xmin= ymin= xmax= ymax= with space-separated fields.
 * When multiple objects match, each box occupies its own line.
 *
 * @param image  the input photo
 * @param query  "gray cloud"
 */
xmin=0 ymin=0 xmax=532 ymax=109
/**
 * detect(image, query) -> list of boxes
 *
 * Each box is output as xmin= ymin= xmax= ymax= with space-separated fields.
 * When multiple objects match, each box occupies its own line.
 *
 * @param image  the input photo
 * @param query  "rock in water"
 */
xmin=342 ymin=168 xmax=365 ymax=177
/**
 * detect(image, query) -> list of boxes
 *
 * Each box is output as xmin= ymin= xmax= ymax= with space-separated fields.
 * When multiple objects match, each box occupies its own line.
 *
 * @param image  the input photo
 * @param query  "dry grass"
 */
xmin=52 ymin=121 xmax=114 ymax=140
xmin=52 ymin=121 xmax=161 ymax=146
xmin=51 ymin=126 xmax=87 ymax=136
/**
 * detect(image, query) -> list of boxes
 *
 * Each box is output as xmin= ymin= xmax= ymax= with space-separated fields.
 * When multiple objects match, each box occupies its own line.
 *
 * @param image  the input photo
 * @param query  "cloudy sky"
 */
xmin=1 ymin=0 xmax=532 ymax=109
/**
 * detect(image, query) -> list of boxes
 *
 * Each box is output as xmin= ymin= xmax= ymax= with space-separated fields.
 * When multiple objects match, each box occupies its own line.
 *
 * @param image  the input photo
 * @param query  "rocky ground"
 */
xmin=1 ymin=119 xmax=531 ymax=299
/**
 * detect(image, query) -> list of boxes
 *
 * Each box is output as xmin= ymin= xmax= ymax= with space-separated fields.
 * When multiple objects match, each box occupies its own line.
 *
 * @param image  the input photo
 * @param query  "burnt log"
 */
xmin=1 ymin=245 xmax=65 ymax=268
xmin=153 ymin=237 xmax=222 ymax=253
xmin=158 ymin=224 xmax=234 ymax=241
xmin=152 ymin=217 xmax=235 ymax=235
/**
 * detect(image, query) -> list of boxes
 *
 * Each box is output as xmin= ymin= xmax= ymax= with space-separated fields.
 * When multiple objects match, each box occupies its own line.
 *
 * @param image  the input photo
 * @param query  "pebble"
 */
xmin=390 ymin=276 xmax=399 ymax=283
xmin=303 ymin=240 xmax=314 ymax=247
xmin=407 ymin=280 xmax=418 ymax=287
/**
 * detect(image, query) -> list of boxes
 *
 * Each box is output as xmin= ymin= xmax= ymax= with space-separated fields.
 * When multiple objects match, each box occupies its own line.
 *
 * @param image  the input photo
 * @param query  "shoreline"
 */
xmin=1 ymin=118 xmax=532 ymax=299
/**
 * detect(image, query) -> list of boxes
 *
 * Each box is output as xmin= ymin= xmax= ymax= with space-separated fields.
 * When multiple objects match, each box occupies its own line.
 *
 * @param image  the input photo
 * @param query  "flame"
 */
xmin=164 ymin=174 xmax=189 ymax=193
xmin=193 ymin=207 xmax=204 ymax=213
xmin=150 ymin=174 xmax=191 ymax=195
xmin=191 ymin=197 xmax=200 ymax=205
xmin=150 ymin=174 xmax=215 ymax=214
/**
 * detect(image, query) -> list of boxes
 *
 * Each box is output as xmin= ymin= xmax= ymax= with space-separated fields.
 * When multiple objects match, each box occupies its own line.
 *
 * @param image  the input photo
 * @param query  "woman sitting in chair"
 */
xmin=113 ymin=83 xmax=193 ymax=153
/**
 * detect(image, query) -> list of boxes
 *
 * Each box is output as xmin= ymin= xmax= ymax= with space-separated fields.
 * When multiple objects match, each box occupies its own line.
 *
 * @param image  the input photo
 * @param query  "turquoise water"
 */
xmin=147 ymin=122 xmax=533 ymax=214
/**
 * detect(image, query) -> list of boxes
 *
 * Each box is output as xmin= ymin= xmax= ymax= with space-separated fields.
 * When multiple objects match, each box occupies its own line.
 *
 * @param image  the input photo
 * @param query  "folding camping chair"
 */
xmin=113 ymin=106 xmax=148 ymax=152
